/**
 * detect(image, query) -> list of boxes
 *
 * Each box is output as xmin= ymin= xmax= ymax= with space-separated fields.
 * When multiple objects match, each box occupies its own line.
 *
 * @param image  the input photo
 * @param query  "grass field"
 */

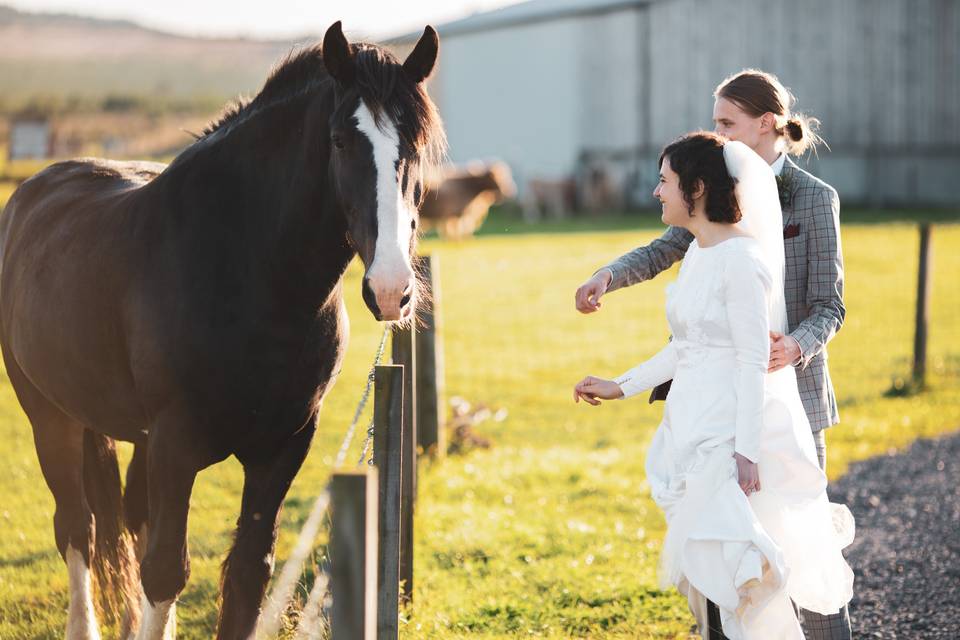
xmin=0 ymin=213 xmax=958 ymax=638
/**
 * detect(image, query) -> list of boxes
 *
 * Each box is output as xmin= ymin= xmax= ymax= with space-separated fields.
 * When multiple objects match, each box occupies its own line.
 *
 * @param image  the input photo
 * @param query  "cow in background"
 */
xmin=418 ymin=161 xmax=516 ymax=239
xmin=520 ymin=177 xmax=578 ymax=222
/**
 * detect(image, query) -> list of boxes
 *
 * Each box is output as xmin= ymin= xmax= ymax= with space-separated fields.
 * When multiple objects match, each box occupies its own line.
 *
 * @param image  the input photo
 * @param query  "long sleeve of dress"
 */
xmin=724 ymin=250 xmax=773 ymax=463
xmin=614 ymin=341 xmax=678 ymax=400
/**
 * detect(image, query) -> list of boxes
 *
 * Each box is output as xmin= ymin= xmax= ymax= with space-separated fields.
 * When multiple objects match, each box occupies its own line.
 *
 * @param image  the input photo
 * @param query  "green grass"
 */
xmin=0 ymin=217 xmax=958 ymax=638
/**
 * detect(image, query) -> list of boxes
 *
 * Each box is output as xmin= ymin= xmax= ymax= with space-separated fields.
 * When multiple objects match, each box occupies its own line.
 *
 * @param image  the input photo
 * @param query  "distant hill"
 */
xmin=0 ymin=4 xmax=319 ymax=102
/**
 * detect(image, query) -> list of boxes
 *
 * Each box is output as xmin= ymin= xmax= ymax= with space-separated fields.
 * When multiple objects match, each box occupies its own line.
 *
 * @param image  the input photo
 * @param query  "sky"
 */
xmin=6 ymin=0 xmax=521 ymax=40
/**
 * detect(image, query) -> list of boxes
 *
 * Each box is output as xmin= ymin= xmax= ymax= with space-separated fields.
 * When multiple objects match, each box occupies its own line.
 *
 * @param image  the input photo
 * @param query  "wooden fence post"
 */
xmin=391 ymin=327 xmax=416 ymax=604
xmin=416 ymin=255 xmax=446 ymax=459
xmin=329 ymin=470 xmax=378 ymax=640
xmin=373 ymin=365 xmax=403 ymax=640
xmin=913 ymin=223 xmax=932 ymax=386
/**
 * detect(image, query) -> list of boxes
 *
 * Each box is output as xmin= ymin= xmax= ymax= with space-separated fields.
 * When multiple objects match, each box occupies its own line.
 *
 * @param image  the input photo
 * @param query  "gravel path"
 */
xmin=829 ymin=433 xmax=960 ymax=639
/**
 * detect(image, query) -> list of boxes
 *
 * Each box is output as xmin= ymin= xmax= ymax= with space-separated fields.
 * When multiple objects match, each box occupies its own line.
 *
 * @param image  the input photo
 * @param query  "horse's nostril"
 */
xmin=400 ymin=293 xmax=411 ymax=308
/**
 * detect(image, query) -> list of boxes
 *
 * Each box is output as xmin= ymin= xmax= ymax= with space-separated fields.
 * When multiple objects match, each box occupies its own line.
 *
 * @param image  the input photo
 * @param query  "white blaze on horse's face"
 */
xmin=354 ymin=101 xmax=416 ymax=321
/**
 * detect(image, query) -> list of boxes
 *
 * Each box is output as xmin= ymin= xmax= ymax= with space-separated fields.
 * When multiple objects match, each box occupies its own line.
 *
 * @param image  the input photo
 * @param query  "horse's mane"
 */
xmin=201 ymin=46 xmax=326 ymax=137
xmin=201 ymin=42 xmax=446 ymax=171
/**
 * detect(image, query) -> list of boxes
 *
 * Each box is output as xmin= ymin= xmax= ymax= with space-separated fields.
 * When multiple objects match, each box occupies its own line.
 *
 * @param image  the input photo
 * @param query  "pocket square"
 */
xmin=783 ymin=223 xmax=801 ymax=239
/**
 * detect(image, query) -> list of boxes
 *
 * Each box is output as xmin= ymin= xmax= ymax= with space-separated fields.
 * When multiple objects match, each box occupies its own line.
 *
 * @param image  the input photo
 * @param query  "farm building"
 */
xmin=390 ymin=0 xmax=960 ymax=208
xmin=8 ymin=113 xmax=52 ymax=161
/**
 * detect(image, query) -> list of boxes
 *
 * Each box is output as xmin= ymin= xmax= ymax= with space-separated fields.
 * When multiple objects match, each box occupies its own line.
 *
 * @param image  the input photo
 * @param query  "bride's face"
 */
xmin=713 ymin=97 xmax=763 ymax=149
xmin=654 ymin=156 xmax=692 ymax=228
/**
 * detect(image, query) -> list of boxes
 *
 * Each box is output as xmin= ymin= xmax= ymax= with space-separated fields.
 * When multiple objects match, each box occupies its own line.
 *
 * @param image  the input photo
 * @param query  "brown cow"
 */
xmin=418 ymin=161 xmax=515 ymax=239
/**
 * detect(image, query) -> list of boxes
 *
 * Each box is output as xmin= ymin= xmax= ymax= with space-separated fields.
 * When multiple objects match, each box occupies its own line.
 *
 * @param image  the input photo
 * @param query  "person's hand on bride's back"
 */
xmin=573 ymin=375 xmax=624 ymax=405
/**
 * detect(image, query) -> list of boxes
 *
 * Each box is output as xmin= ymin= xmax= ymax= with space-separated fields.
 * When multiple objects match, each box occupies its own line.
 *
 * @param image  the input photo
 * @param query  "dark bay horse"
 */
xmin=0 ymin=21 xmax=445 ymax=639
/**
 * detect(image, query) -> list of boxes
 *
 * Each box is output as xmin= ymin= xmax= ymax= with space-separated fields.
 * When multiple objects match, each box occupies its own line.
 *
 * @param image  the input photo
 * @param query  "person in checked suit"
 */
xmin=574 ymin=70 xmax=850 ymax=640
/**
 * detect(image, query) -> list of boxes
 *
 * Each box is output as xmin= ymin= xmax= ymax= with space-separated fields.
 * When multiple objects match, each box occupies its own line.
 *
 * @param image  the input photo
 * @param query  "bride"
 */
xmin=573 ymin=132 xmax=854 ymax=639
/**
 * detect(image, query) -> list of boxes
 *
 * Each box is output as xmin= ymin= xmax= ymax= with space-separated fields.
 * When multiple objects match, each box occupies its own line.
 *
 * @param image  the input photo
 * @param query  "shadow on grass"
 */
xmin=0 ymin=548 xmax=58 ymax=569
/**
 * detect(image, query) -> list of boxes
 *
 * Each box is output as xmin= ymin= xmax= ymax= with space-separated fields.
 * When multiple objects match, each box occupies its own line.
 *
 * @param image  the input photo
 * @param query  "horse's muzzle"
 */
xmin=362 ymin=276 xmax=414 ymax=322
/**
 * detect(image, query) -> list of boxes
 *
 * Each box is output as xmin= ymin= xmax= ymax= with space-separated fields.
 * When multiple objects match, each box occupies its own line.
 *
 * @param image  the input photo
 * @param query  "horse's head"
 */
xmin=322 ymin=21 xmax=445 ymax=322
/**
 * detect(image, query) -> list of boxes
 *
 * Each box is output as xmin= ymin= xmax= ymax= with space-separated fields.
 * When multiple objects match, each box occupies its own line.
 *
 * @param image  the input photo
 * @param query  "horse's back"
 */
xmin=1 ymin=157 xmax=164 ymax=258
xmin=0 ymin=158 xmax=166 ymax=439
xmin=1 ymin=157 xmax=164 ymax=319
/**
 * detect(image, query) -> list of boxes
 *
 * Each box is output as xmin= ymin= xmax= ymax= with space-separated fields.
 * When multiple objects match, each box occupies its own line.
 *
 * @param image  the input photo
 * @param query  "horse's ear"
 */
xmin=402 ymin=26 xmax=438 ymax=84
xmin=323 ymin=21 xmax=354 ymax=87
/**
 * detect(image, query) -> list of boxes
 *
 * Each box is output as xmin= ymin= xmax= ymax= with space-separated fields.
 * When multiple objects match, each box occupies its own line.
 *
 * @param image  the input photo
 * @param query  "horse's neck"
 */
xmin=152 ymin=96 xmax=355 ymax=303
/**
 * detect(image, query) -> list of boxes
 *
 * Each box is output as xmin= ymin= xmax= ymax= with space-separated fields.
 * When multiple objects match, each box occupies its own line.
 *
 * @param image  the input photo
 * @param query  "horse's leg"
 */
xmin=136 ymin=425 xmax=198 ymax=640
xmin=121 ymin=444 xmax=149 ymax=638
xmin=217 ymin=424 xmax=316 ymax=639
xmin=6 ymin=362 xmax=99 ymax=639
xmin=125 ymin=444 xmax=150 ymax=559
xmin=43 ymin=425 xmax=100 ymax=640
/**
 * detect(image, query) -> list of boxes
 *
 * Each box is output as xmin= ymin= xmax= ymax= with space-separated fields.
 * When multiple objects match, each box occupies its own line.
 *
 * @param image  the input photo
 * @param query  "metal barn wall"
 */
xmin=577 ymin=8 xmax=646 ymax=154
xmin=640 ymin=0 xmax=960 ymax=205
xmin=419 ymin=0 xmax=959 ymax=206
xmin=437 ymin=16 xmax=584 ymax=182
xmin=430 ymin=6 xmax=648 ymax=187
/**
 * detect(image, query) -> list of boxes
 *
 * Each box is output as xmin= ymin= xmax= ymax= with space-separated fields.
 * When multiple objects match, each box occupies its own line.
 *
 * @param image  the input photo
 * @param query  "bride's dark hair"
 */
xmin=659 ymin=131 xmax=741 ymax=224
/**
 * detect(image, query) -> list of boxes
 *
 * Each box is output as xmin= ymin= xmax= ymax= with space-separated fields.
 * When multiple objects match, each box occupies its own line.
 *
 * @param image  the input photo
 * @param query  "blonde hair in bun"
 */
xmin=715 ymin=69 xmax=827 ymax=156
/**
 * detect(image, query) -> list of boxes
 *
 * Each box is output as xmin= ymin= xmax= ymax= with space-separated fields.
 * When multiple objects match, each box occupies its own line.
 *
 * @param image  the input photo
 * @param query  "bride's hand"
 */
xmin=573 ymin=376 xmax=624 ymax=405
xmin=734 ymin=452 xmax=761 ymax=496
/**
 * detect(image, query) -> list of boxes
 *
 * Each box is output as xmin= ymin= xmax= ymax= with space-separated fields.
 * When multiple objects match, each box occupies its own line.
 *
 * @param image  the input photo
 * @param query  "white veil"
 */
xmin=722 ymin=140 xmax=788 ymax=334
xmin=721 ymin=143 xmax=857 ymax=618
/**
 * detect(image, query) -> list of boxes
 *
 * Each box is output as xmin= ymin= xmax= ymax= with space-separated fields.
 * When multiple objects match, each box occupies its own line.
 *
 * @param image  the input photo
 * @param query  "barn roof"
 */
xmin=390 ymin=0 xmax=660 ymax=42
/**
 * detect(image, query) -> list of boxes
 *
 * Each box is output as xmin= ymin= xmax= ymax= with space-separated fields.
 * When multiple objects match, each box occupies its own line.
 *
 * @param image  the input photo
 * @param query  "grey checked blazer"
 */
xmin=601 ymin=156 xmax=844 ymax=432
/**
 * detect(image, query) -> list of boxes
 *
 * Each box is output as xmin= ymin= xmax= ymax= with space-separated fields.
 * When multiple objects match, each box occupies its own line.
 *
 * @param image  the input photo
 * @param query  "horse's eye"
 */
xmin=331 ymin=135 xmax=345 ymax=150
xmin=413 ymin=182 xmax=422 ymax=203
xmin=411 ymin=217 xmax=417 ymax=231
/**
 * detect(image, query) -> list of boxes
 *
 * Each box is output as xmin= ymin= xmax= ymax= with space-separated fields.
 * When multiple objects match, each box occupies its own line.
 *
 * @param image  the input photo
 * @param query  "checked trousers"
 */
xmin=704 ymin=599 xmax=852 ymax=640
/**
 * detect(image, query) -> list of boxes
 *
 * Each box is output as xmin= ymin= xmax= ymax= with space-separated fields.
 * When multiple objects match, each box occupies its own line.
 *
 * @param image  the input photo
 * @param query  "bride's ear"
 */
xmin=692 ymin=179 xmax=706 ymax=201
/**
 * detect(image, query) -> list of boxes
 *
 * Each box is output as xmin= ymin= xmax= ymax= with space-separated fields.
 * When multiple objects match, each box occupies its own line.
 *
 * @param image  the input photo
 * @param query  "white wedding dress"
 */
xmin=614 ymin=143 xmax=854 ymax=639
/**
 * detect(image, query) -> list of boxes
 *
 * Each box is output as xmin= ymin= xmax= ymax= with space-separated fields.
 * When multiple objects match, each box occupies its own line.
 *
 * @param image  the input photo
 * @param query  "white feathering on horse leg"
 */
xmin=135 ymin=595 xmax=176 ymax=640
xmin=65 ymin=545 xmax=101 ymax=640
